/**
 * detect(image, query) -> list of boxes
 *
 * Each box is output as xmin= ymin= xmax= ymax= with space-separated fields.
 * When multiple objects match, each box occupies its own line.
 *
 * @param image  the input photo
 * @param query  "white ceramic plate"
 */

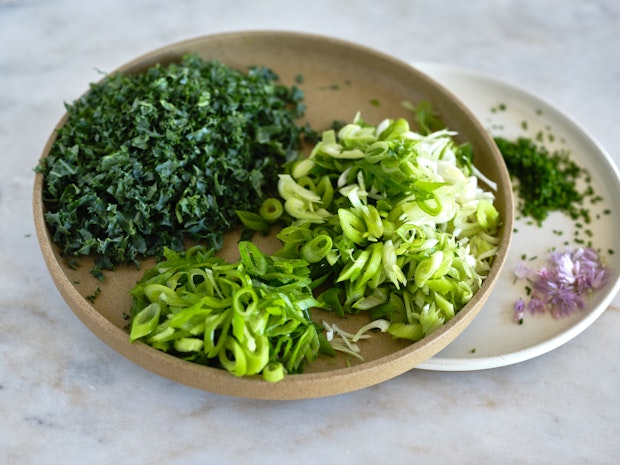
xmin=414 ymin=63 xmax=620 ymax=371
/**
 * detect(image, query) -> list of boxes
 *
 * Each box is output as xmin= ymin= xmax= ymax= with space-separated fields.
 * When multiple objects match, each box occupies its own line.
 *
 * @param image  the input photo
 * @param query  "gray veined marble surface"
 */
xmin=1 ymin=0 xmax=619 ymax=464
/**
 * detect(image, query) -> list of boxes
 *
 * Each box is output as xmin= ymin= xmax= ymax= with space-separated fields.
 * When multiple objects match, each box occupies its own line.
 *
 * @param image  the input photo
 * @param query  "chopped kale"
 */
xmin=37 ymin=54 xmax=308 ymax=266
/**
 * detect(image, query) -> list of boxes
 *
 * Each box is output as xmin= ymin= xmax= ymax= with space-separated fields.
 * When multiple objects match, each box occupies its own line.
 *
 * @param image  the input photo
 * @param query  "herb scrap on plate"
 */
xmin=36 ymin=54 xmax=309 ymax=269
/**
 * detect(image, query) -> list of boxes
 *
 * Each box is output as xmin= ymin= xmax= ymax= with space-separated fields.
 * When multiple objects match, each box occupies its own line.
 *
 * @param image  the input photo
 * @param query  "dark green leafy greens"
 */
xmin=37 ymin=54 xmax=308 ymax=268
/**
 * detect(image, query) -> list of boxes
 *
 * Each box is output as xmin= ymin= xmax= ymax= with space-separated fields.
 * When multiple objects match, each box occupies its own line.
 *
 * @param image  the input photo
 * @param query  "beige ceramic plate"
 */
xmin=33 ymin=31 xmax=513 ymax=399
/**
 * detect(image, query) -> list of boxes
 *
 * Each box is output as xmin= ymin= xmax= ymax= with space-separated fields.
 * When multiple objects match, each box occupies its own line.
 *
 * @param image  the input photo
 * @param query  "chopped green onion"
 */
xmin=247 ymin=115 xmax=501 ymax=343
xmin=128 ymin=243 xmax=325 ymax=380
xmin=237 ymin=210 xmax=269 ymax=232
xmin=174 ymin=337 xmax=204 ymax=353
xmin=387 ymin=322 xmax=424 ymax=341
xmin=259 ymin=198 xmax=284 ymax=223
xmin=129 ymin=303 xmax=161 ymax=341
xmin=262 ymin=362 xmax=286 ymax=382
xmin=131 ymin=110 xmax=502 ymax=380
xmin=301 ymin=234 xmax=333 ymax=263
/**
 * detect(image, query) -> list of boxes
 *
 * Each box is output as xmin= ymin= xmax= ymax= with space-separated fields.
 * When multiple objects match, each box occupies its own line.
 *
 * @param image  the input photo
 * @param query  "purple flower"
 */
xmin=514 ymin=260 xmax=531 ymax=280
xmin=513 ymin=298 xmax=525 ymax=324
xmin=527 ymin=297 xmax=546 ymax=315
xmin=552 ymin=252 xmax=576 ymax=284
xmin=591 ymin=269 xmax=608 ymax=290
xmin=541 ymin=280 xmax=585 ymax=319
xmin=512 ymin=247 xmax=609 ymax=323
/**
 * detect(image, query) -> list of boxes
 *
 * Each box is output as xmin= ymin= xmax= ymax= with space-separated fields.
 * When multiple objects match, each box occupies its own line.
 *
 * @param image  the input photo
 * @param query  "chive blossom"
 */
xmin=512 ymin=247 xmax=609 ymax=322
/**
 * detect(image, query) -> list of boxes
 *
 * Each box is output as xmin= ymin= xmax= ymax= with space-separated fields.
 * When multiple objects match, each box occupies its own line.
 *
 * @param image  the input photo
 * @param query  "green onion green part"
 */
xmin=128 ymin=245 xmax=323 ymax=380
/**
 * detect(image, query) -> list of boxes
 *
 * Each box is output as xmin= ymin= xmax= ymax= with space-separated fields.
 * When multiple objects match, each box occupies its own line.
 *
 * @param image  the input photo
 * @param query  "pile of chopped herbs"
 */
xmin=238 ymin=115 xmax=501 ymax=344
xmin=129 ymin=114 xmax=503 ymax=379
xmin=37 ymin=54 xmax=308 ymax=268
xmin=128 ymin=242 xmax=325 ymax=382
xmin=493 ymin=136 xmax=594 ymax=225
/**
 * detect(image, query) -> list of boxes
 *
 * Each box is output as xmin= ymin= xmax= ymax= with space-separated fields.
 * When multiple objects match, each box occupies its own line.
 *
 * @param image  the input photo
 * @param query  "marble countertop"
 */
xmin=1 ymin=0 xmax=619 ymax=463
